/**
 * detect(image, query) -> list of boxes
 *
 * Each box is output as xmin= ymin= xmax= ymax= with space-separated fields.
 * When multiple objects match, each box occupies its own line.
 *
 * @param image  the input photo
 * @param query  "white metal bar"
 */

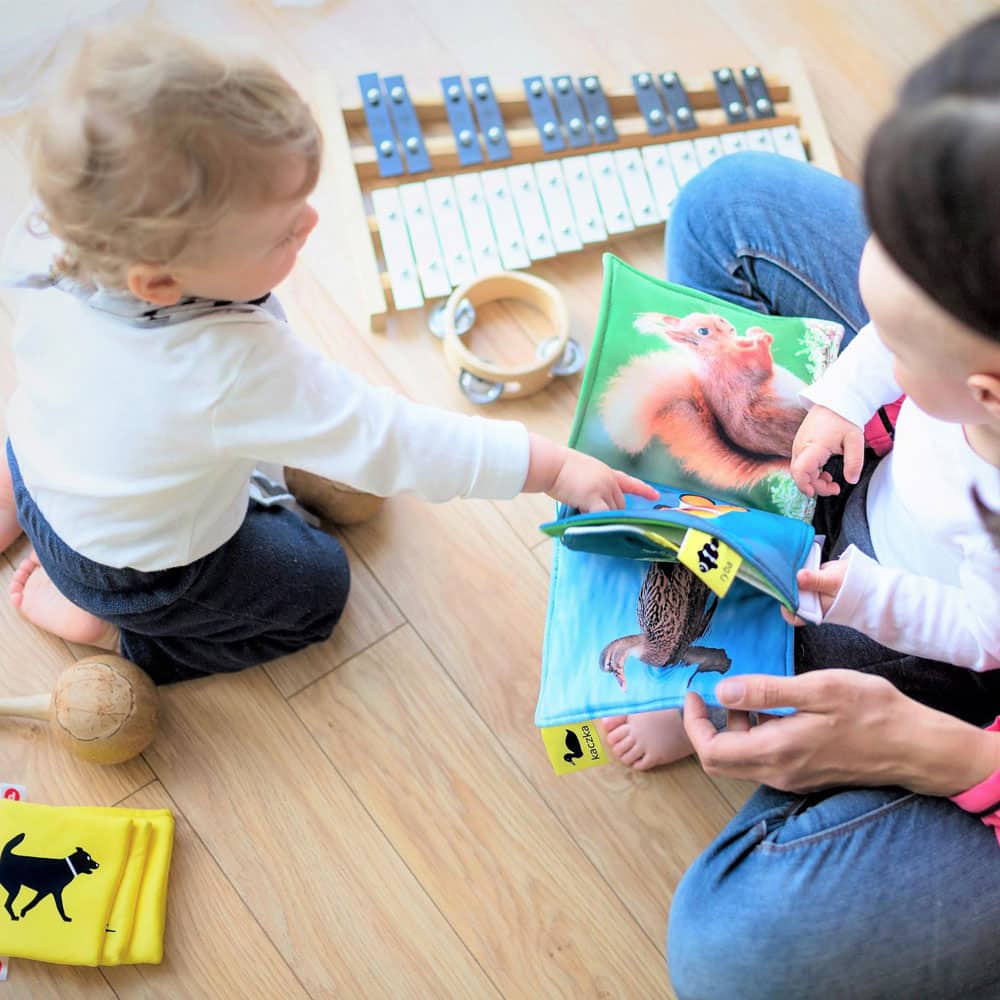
xmin=425 ymin=176 xmax=476 ymax=287
xmin=454 ymin=172 xmax=503 ymax=275
xmin=587 ymin=151 xmax=634 ymax=234
xmin=561 ymin=155 xmax=608 ymax=243
xmin=371 ymin=186 xmax=423 ymax=310
xmin=693 ymin=135 xmax=724 ymax=169
xmin=534 ymin=161 xmax=583 ymax=254
xmin=745 ymin=128 xmax=777 ymax=154
xmin=481 ymin=168 xmax=531 ymax=270
xmin=399 ymin=182 xmax=451 ymax=299
xmin=507 ymin=163 xmax=557 ymax=260
xmin=667 ymin=139 xmax=701 ymax=187
xmin=613 ymin=147 xmax=661 ymax=224
xmin=720 ymin=131 xmax=751 ymax=156
xmin=771 ymin=124 xmax=808 ymax=161
xmin=641 ymin=144 xmax=680 ymax=219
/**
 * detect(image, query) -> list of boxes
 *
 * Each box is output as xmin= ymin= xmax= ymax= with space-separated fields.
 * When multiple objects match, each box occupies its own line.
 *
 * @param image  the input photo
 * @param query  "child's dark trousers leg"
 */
xmin=8 ymin=441 xmax=349 ymax=683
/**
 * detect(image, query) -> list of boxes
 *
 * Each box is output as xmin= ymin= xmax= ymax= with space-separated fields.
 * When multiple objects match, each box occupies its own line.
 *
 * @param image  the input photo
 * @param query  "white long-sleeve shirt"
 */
xmin=5 ymin=266 xmax=530 ymax=572
xmin=802 ymin=324 xmax=1000 ymax=670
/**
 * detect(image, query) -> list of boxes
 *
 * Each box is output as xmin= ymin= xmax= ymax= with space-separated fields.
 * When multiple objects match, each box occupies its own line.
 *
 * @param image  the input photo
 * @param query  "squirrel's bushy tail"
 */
xmin=599 ymin=353 xmax=695 ymax=455
xmin=598 ymin=353 xmax=788 ymax=491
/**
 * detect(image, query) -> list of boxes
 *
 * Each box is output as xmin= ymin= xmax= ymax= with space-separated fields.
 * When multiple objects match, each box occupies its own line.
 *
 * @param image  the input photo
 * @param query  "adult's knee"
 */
xmin=667 ymin=152 xmax=785 ymax=285
xmin=669 ymin=152 xmax=796 ymax=247
xmin=666 ymin=853 xmax=799 ymax=999
xmin=674 ymin=150 xmax=811 ymax=216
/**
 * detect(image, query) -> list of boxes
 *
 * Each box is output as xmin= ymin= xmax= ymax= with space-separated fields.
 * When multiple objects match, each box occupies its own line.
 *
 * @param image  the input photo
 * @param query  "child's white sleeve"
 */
xmin=801 ymin=323 xmax=903 ymax=428
xmin=822 ymin=540 xmax=1000 ymax=670
xmin=210 ymin=323 xmax=531 ymax=502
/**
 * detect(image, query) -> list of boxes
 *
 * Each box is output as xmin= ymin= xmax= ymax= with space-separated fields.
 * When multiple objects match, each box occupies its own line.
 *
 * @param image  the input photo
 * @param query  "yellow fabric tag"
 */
xmin=678 ymin=528 xmax=743 ymax=598
xmin=0 ymin=801 xmax=174 ymax=966
xmin=541 ymin=721 xmax=608 ymax=775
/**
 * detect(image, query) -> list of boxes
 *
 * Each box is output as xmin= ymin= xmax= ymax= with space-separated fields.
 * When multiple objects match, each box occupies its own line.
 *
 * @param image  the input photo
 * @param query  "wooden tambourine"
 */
xmin=435 ymin=271 xmax=583 ymax=403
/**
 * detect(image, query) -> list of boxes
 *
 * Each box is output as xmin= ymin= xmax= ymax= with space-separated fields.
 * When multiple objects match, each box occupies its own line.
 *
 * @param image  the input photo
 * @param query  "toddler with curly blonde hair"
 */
xmin=2 ymin=24 xmax=652 ymax=681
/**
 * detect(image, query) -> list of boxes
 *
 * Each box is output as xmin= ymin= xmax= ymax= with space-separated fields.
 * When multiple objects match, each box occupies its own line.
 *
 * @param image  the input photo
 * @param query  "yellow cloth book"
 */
xmin=0 ymin=801 xmax=174 ymax=966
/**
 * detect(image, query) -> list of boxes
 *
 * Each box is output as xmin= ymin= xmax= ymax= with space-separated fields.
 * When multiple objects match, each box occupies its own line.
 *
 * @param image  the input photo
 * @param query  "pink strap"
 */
xmin=863 ymin=395 xmax=904 ymax=457
xmin=949 ymin=715 xmax=1000 ymax=846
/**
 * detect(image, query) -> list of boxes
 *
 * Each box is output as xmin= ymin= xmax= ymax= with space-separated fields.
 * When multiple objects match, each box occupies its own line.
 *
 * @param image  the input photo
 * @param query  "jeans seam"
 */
xmin=732 ymin=244 xmax=865 ymax=333
xmin=756 ymin=791 xmax=920 ymax=852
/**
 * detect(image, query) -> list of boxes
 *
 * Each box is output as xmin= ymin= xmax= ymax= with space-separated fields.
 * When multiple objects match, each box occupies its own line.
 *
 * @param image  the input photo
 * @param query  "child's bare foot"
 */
xmin=0 ymin=456 xmax=23 ymax=552
xmin=10 ymin=553 xmax=118 ymax=650
xmin=599 ymin=709 xmax=694 ymax=770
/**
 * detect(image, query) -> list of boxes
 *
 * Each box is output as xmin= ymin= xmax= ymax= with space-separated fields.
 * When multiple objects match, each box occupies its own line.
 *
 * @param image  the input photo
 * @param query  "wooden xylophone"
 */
xmin=314 ymin=49 xmax=837 ymax=333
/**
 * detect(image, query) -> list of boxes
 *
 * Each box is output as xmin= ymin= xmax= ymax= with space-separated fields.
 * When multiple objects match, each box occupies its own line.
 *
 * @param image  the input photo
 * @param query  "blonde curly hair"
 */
xmin=26 ymin=24 xmax=322 ymax=290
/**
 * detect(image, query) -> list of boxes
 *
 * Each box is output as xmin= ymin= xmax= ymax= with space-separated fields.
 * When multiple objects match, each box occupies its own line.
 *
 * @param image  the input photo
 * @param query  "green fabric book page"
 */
xmin=566 ymin=253 xmax=843 ymax=520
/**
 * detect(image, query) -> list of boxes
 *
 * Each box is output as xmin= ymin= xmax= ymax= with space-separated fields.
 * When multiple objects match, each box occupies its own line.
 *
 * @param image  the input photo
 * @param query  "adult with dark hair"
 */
xmin=602 ymin=15 xmax=1000 ymax=998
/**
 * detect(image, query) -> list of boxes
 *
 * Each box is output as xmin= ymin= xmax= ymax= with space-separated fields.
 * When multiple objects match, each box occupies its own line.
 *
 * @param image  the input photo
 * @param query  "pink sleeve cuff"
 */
xmin=949 ymin=715 xmax=1000 ymax=846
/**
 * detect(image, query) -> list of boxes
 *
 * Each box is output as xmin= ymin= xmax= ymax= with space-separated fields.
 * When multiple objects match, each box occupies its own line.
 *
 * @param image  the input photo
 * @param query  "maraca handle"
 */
xmin=0 ymin=693 xmax=52 ymax=720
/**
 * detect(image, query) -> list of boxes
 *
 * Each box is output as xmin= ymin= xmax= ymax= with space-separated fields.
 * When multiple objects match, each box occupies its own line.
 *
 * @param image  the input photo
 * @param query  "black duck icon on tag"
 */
xmin=563 ymin=729 xmax=584 ymax=764
xmin=0 ymin=833 xmax=99 ymax=923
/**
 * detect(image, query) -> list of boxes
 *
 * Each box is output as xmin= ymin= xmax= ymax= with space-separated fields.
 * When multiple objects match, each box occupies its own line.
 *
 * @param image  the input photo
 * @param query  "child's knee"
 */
xmin=307 ymin=537 xmax=351 ymax=636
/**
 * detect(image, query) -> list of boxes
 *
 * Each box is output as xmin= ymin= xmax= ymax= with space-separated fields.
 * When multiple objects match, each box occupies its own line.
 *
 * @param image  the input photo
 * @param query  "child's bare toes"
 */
xmin=10 ymin=553 xmax=117 ymax=649
xmin=599 ymin=709 xmax=694 ymax=771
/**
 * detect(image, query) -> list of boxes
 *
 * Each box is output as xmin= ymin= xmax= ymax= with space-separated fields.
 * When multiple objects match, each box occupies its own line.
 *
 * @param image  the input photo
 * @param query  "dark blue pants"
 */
xmin=9 ymin=442 xmax=350 ymax=683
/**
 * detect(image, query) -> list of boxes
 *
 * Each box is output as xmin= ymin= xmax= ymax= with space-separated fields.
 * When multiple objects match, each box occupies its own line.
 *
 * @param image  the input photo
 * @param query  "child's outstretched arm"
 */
xmin=212 ymin=320 xmax=656 ymax=513
xmin=524 ymin=433 xmax=658 ymax=512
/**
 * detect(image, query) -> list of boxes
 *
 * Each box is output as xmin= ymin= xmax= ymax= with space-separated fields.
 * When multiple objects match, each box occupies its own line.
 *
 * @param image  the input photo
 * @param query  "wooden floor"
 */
xmin=0 ymin=1 xmax=990 ymax=996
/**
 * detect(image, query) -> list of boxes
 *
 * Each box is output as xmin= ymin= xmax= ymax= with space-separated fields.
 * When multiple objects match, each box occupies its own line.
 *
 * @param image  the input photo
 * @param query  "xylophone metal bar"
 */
xmin=367 ymin=121 xmax=810 ymax=311
xmin=324 ymin=49 xmax=834 ymax=330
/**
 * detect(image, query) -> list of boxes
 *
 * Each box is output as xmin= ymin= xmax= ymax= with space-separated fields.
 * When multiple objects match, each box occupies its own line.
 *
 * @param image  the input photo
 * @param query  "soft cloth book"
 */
xmin=535 ymin=255 xmax=842 ymax=733
xmin=0 ymin=800 xmax=174 ymax=966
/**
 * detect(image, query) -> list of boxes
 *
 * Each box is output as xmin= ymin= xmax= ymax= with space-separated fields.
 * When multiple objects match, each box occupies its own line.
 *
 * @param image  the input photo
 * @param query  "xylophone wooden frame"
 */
xmin=311 ymin=47 xmax=838 ymax=333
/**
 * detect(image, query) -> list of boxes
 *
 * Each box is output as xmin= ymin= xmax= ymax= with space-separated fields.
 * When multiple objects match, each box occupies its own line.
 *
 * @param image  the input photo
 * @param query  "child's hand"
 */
xmin=524 ymin=433 xmax=658 ymax=512
xmin=791 ymin=405 xmax=865 ymax=497
xmin=780 ymin=560 xmax=848 ymax=625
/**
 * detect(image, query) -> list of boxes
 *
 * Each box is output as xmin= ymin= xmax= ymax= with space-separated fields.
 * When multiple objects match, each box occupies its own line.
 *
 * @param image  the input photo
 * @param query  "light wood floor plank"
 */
xmin=102 ymin=782 xmax=309 ymax=1000
xmin=142 ymin=668 xmax=500 ymax=998
xmin=0 ymin=962 xmax=114 ymax=999
xmin=292 ymin=624 xmax=671 ymax=997
xmin=346 ymin=493 xmax=736 ymax=941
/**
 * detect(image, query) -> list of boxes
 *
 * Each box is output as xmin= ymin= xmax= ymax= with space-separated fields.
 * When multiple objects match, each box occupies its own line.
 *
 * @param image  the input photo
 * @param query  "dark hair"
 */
xmin=863 ymin=13 xmax=1000 ymax=342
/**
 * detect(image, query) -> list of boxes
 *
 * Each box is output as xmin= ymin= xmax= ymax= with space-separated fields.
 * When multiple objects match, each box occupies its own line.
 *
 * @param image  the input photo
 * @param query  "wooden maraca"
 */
xmin=0 ymin=655 xmax=158 ymax=765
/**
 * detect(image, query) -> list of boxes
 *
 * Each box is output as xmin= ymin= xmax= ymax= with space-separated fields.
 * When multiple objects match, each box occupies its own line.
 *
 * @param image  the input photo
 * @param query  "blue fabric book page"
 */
xmin=537 ymin=545 xmax=793 ymax=726
xmin=535 ymin=255 xmax=842 ymax=728
xmin=541 ymin=481 xmax=816 ymax=611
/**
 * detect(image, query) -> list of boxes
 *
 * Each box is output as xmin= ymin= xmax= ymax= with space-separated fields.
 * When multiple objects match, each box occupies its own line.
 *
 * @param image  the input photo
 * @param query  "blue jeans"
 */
xmin=664 ymin=153 xmax=1000 ymax=999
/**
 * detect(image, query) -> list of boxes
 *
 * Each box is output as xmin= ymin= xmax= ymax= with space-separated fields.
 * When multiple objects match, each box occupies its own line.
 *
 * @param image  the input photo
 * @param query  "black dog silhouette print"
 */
xmin=0 ymin=833 xmax=99 ymax=923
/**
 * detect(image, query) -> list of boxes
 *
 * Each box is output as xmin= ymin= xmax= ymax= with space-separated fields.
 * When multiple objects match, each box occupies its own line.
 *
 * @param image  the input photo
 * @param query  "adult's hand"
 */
xmin=684 ymin=669 xmax=1000 ymax=797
